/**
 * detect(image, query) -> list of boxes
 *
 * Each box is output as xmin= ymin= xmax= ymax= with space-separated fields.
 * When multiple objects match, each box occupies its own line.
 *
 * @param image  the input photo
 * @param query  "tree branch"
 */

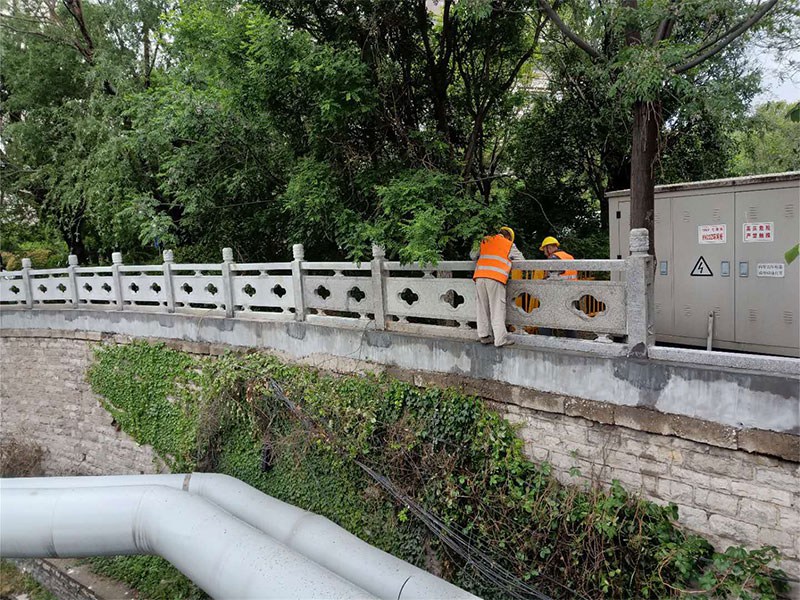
xmin=673 ymin=0 xmax=779 ymax=74
xmin=537 ymin=0 xmax=600 ymax=59
xmin=497 ymin=13 xmax=548 ymax=93
xmin=652 ymin=0 xmax=677 ymax=44
xmin=62 ymin=0 xmax=95 ymax=64
xmin=0 ymin=21 xmax=71 ymax=48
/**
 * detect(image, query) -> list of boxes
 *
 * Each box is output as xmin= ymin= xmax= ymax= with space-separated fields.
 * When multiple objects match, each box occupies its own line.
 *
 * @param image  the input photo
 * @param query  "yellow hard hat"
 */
xmin=499 ymin=226 xmax=515 ymax=243
xmin=539 ymin=236 xmax=559 ymax=251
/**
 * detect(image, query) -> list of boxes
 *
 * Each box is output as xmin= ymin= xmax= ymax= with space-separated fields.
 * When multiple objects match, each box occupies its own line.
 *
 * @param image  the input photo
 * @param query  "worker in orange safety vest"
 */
xmin=538 ymin=235 xmax=578 ymax=338
xmin=471 ymin=227 xmax=525 ymax=347
xmin=539 ymin=236 xmax=577 ymax=280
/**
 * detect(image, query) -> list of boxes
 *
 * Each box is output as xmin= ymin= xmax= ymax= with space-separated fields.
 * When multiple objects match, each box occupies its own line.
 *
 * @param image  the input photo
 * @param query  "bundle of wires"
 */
xmin=266 ymin=379 xmax=587 ymax=600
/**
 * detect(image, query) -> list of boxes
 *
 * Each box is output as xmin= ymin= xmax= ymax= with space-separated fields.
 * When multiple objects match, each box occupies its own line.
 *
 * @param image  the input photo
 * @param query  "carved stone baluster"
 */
xmin=626 ymin=228 xmax=654 ymax=356
xmin=163 ymin=250 xmax=176 ymax=313
xmin=221 ymin=247 xmax=235 ymax=318
xmin=111 ymin=252 xmax=124 ymax=309
xmin=291 ymin=244 xmax=306 ymax=321
xmin=67 ymin=255 xmax=79 ymax=307
xmin=21 ymin=258 xmax=33 ymax=309
xmin=370 ymin=245 xmax=386 ymax=330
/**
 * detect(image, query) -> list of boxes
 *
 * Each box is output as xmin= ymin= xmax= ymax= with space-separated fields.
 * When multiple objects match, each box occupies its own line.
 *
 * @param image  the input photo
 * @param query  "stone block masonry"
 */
xmin=9 ymin=559 xmax=101 ymax=600
xmin=0 ymin=335 xmax=163 ymax=476
xmin=489 ymin=400 xmax=800 ymax=581
xmin=1 ymin=332 xmax=798 ymax=582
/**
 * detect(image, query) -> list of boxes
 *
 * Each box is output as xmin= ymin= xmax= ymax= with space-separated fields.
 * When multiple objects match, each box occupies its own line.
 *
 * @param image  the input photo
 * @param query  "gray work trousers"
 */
xmin=475 ymin=277 xmax=509 ymax=346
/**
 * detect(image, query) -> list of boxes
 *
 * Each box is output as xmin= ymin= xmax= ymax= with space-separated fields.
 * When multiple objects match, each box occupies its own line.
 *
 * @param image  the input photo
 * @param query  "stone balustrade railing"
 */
xmin=0 ymin=230 xmax=654 ymax=353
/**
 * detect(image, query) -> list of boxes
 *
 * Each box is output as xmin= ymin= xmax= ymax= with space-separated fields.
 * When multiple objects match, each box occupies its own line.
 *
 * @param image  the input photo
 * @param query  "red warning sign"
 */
xmin=698 ymin=224 xmax=726 ymax=244
xmin=743 ymin=222 xmax=774 ymax=243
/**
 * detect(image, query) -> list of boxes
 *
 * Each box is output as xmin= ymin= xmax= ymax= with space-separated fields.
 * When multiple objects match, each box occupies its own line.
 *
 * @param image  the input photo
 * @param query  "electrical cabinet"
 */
xmin=608 ymin=172 xmax=799 ymax=357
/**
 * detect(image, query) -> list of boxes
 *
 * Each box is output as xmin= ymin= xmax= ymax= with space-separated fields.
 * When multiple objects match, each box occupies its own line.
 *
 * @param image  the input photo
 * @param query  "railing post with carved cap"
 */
xmin=163 ymin=250 xmax=176 ymax=313
xmin=371 ymin=244 xmax=387 ymax=330
xmin=291 ymin=244 xmax=306 ymax=321
xmin=67 ymin=255 xmax=79 ymax=307
xmin=221 ymin=247 xmax=235 ymax=318
xmin=111 ymin=252 xmax=124 ymax=309
xmin=21 ymin=258 xmax=33 ymax=309
xmin=625 ymin=228 xmax=654 ymax=357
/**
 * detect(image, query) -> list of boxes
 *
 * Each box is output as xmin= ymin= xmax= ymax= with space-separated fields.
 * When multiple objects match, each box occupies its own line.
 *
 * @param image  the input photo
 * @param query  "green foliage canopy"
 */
xmin=1 ymin=0 xmax=796 ymax=264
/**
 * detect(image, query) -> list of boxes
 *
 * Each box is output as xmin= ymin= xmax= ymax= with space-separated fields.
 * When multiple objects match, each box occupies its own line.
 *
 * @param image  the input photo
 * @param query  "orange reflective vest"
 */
xmin=473 ymin=235 xmax=514 ymax=284
xmin=553 ymin=250 xmax=577 ymax=280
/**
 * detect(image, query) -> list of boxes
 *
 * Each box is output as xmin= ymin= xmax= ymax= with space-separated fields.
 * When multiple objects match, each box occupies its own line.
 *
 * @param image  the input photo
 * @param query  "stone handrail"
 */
xmin=0 ymin=230 xmax=654 ymax=353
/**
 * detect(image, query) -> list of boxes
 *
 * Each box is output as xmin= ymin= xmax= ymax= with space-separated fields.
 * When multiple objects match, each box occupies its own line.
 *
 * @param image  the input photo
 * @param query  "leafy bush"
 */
xmin=87 ymin=342 xmax=788 ymax=599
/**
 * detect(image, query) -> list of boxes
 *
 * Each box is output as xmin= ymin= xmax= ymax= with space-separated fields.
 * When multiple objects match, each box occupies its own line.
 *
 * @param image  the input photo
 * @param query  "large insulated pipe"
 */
xmin=0 ymin=485 xmax=373 ymax=600
xmin=1 ymin=475 xmax=478 ymax=600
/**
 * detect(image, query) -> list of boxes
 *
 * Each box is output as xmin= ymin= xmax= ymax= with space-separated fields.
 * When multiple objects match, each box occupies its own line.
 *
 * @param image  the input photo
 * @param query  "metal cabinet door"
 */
xmin=671 ymin=193 xmax=735 ymax=342
xmin=734 ymin=185 xmax=800 ymax=352
xmin=653 ymin=196 xmax=674 ymax=335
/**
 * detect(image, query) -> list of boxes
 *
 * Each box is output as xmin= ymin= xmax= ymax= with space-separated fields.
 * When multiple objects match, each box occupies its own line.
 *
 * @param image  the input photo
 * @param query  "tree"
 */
xmin=1 ymin=0 xmax=171 ymax=262
xmin=537 ymin=0 xmax=788 ymax=254
xmin=506 ymin=21 xmax=759 ymax=258
xmin=2 ymin=0 xmax=791 ymax=264
xmin=731 ymin=101 xmax=800 ymax=175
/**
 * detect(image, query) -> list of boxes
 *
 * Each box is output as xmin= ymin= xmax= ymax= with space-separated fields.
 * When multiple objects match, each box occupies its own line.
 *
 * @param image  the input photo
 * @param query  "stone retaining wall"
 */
xmin=9 ymin=560 xmax=101 ymax=600
xmin=0 ymin=335 xmax=162 ymax=476
xmin=492 ymin=401 xmax=799 ymax=578
xmin=1 ymin=332 xmax=797 ymax=582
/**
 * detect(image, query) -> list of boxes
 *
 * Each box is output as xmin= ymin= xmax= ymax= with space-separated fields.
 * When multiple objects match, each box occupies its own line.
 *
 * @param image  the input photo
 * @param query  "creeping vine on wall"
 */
xmin=87 ymin=342 xmax=788 ymax=600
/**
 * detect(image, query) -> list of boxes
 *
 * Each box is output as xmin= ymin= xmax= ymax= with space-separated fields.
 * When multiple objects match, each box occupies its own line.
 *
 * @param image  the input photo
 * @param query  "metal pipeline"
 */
xmin=0 ymin=474 xmax=478 ymax=600
xmin=0 ymin=484 xmax=371 ymax=599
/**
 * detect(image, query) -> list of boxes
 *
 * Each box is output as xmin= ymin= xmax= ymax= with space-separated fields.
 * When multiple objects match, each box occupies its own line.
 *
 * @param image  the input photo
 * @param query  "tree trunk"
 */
xmin=630 ymin=100 xmax=658 ymax=255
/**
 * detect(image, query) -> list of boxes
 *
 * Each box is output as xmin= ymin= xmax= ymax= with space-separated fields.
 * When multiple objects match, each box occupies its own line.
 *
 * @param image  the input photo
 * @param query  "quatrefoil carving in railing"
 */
xmin=9 ymin=285 xmax=20 ymax=295
xmin=399 ymin=288 xmax=419 ymax=306
xmin=101 ymin=283 xmax=112 ymax=293
xmin=272 ymin=284 xmax=286 ymax=298
xmin=83 ymin=283 xmax=93 ymax=292
xmin=511 ymin=293 xmax=540 ymax=314
xmin=242 ymin=284 xmax=256 ymax=297
xmin=57 ymin=283 xmax=67 ymax=293
xmin=572 ymin=294 xmax=607 ymax=318
xmin=206 ymin=283 xmax=218 ymax=295
xmin=129 ymin=282 xmax=140 ymax=293
xmin=182 ymin=283 xmax=193 ymax=294
xmin=150 ymin=282 xmax=162 ymax=293
xmin=315 ymin=285 xmax=331 ymax=300
xmin=348 ymin=287 xmax=366 ymax=302
xmin=441 ymin=289 xmax=465 ymax=309
xmin=37 ymin=284 xmax=48 ymax=293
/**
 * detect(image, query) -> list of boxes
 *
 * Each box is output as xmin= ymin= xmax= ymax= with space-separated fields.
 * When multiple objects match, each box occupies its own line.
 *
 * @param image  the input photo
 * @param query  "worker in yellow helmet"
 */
xmin=539 ymin=236 xmax=577 ymax=280
xmin=471 ymin=226 xmax=525 ymax=347
xmin=538 ymin=235 xmax=578 ymax=338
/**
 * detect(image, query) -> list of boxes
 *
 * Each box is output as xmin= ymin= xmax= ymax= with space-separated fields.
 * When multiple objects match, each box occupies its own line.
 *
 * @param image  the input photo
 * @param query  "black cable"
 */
xmin=266 ymin=379 xmax=576 ymax=600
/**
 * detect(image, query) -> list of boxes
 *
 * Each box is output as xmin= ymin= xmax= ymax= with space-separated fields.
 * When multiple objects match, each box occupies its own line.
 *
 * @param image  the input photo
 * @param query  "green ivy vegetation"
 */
xmin=87 ymin=342 xmax=789 ymax=600
xmin=86 ymin=556 xmax=205 ymax=600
